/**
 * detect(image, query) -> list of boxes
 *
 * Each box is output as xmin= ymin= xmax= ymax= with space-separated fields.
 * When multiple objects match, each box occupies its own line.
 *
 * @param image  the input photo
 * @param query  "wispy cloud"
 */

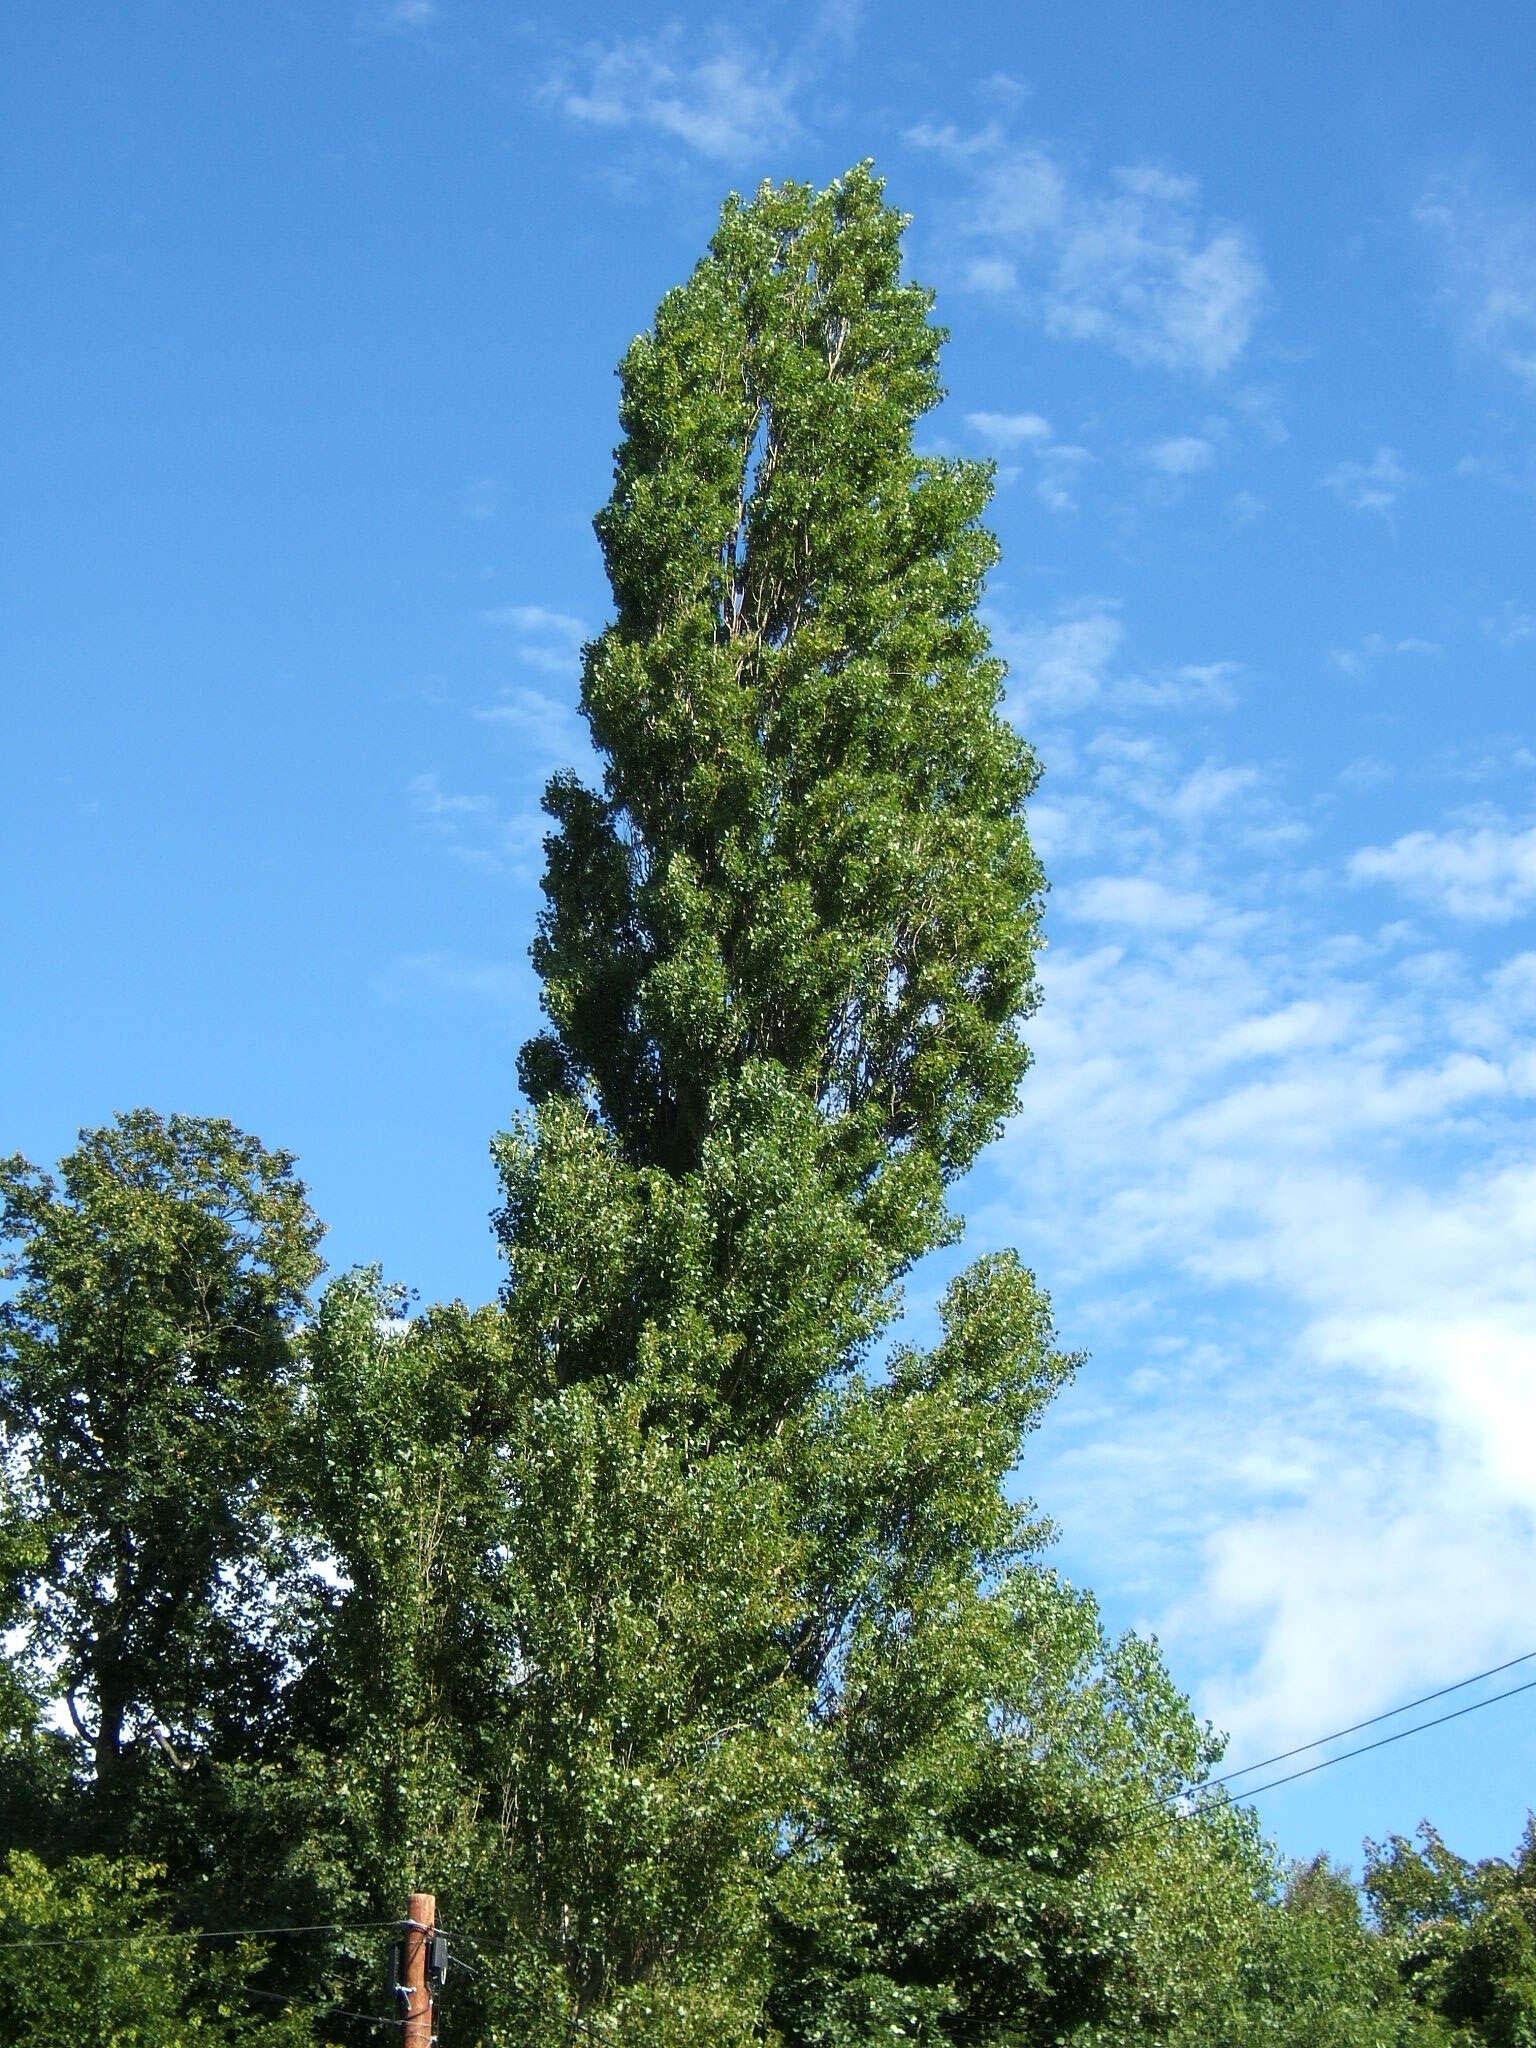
xmin=409 ymin=772 xmax=493 ymax=830
xmin=1416 ymin=173 xmax=1536 ymax=392
xmin=1144 ymin=433 xmax=1216 ymax=476
xmin=1068 ymin=873 xmax=1221 ymax=932
xmin=408 ymin=771 xmax=545 ymax=876
xmin=1322 ymin=445 xmax=1414 ymax=514
xmin=994 ymin=603 xmax=1243 ymax=717
xmin=912 ymin=128 xmax=1267 ymax=377
xmin=545 ymin=33 xmax=798 ymax=162
xmin=998 ymin=606 xmax=1124 ymax=712
xmin=471 ymin=681 xmax=594 ymax=773
xmin=461 ymin=477 xmax=500 ymax=521
xmin=1484 ymin=601 xmax=1536 ymax=649
xmin=975 ymin=670 xmax=1536 ymax=1756
xmin=473 ymin=606 xmax=595 ymax=773
xmin=355 ymin=0 xmax=436 ymax=35
xmin=1328 ymin=632 xmax=1440 ymax=677
xmin=964 ymin=409 xmax=1093 ymax=511
xmin=813 ymin=0 xmax=863 ymax=53
xmin=979 ymin=70 xmax=1032 ymax=105
xmin=966 ymin=408 xmax=1053 ymax=446
xmin=479 ymin=603 xmax=588 ymax=674
xmin=1351 ymin=814 xmax=1536 ymax=921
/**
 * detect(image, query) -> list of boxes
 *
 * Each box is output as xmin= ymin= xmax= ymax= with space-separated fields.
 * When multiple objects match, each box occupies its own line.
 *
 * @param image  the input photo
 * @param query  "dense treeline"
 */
xmin=2 ymin=168 xmax=1530 ymax=2048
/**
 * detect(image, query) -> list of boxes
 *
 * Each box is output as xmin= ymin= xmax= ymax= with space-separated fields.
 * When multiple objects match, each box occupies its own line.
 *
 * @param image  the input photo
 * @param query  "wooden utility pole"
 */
xmin=401 ymin=1890 xmax=435 ymax=2048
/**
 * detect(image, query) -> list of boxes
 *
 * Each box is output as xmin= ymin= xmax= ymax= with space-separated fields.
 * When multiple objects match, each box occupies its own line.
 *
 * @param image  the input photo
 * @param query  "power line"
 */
xmin=0 ymin=1918 xmax=398 ymax=1954
xmin=242 ymin=1984 xmax=405 ymax=2030
xmin=1205 ymin=1648 xmax=1536 ymax=1790
xmin=1205 ymin=1674 xmax=1536 ymax=1802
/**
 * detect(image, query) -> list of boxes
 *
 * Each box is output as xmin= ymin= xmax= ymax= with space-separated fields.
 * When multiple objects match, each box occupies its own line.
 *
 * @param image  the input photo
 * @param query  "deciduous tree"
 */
xmin=0 ymin=1111 xmax=322 ymax=1830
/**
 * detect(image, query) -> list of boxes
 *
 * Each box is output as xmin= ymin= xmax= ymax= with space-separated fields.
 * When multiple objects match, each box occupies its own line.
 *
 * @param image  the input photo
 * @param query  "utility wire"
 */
xmin=0 ymin=1917 xmax=398 ymax=1954
xmin=1199 ymin=1674 xmax=1536 ymax=1802
xmin=437 ymin=1923 xmax=512 ymax=1959
xmin=242 ymin=1984 xmax=405 ymax=2029
xmin=434 ymin=1924 xmax=508 ymax=1987
xmin=1204 ymin=1648 xmax=1536 ymax=1790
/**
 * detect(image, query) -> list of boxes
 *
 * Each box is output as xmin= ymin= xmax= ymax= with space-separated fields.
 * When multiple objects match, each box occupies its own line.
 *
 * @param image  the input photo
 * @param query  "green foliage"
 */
xmin=522 ymin=164 xmax=1044 ymax=1262
xmin=0 ymin=1111 xmax=323 ymax=1824
xmin=1181 ymin=1855 xmax=1420 ymax=2048
xmin=0 ymin=1851 xmax=310 ymax=2045
xmin=769 ymin=1568 xmax=1252 ymax=2048
xmin=1366 ymin=1823 xmax=1536 ymax=2047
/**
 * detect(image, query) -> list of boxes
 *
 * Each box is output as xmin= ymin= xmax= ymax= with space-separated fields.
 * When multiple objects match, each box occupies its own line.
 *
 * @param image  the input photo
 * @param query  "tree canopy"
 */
xmin=0 ymin=1111 xmax=322 ymax=1812
xmin=522 ymin=167 xmax=1044 ymax=1261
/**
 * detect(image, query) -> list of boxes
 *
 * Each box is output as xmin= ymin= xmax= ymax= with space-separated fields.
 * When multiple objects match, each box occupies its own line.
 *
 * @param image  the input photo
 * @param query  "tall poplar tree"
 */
xmin=438 ymin=165 xmax=1263 ymax=2048
xmin=520 ymin=166 xmax=1043 ymax=1261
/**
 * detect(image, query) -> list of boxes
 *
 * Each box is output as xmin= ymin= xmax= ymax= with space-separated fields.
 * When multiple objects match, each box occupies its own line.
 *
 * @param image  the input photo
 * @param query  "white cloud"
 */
xmin=1416 ymin=175 xmax=1536 ymax=392
xmin=1350 ymin=815 xmax=1536 ymax=921
xmin=1032 ymin=472 xmax=1072 ymax=515
xmin=1080 ymin=735 xmax=1262 ymax=826
xmin=994 ymin=605 xmax=1244 ymax=718
xmin=1322 ymin=446 xmax=1415 ymax=514
xmin=814 ymin=0 xmax=863 ymax=52
xmin=1069 ymin=874 xmax=1218 ymax=931
xmin=1484 ymin=602 xmax=1536 ymax=649
xmin=355 ymin=0 xmax=436 ymax=33
xmin=965 ymin=254 xmax=1020 ymax=295
xmin=1157 ymin=661 xmax=1245 ymax=711
xmin=548 ymin=34 xmax=797 ymax=162
xmin=472 ymin=608 xmax=595 ymax=773
xmin=956 ymin=608 xmax=1536 ymax=1766
xmin=1165 ymin=762 xmax=1262 ymax=821
xmin=409 ymin=771 xmax=545 ymax=876
xmin=999 ymin=608 xmax=1124 ymax=711
xmin=409 ymin=771 xmax=492 ymax=827
xmin=965 ymin=410 xmax=1093 ymax=512
xmin=979 ymin=70 xmax=1032 ymax=105
xmin=479 ymin=603 xmax=589 ymax=674
xmin=1231 ymin=382 xmax=1290 ymax=448
xmin=472 ymin=681 xmax=593 ymax=773
xmin=966 ymin=409 xmax=1054 ymax=445
xmin=995 ymin=877 xmax=1536 ymax=1753
xmin=1145 ymin=433 xmax=1216 ymax=475
xmin=1455 ymin=446 xmax=1536 ymax=495
xmin=1198 ymin=1477 xmax=1533 ymax=1763
xmin=913 ymin=129 xmax=1267 ymax=376
xmin=1328 ymin=633 xmax=1441 ymax=677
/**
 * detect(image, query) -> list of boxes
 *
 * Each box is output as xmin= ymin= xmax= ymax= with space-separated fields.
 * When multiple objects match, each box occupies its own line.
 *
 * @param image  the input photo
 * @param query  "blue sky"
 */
xmin=4 ymin=0 xmax=1534 ymax=1873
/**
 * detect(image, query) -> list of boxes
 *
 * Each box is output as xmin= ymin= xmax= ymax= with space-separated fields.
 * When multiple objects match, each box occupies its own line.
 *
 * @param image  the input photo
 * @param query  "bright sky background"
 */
xmin=5 ymin=0 xmax=1534 ymax=1875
